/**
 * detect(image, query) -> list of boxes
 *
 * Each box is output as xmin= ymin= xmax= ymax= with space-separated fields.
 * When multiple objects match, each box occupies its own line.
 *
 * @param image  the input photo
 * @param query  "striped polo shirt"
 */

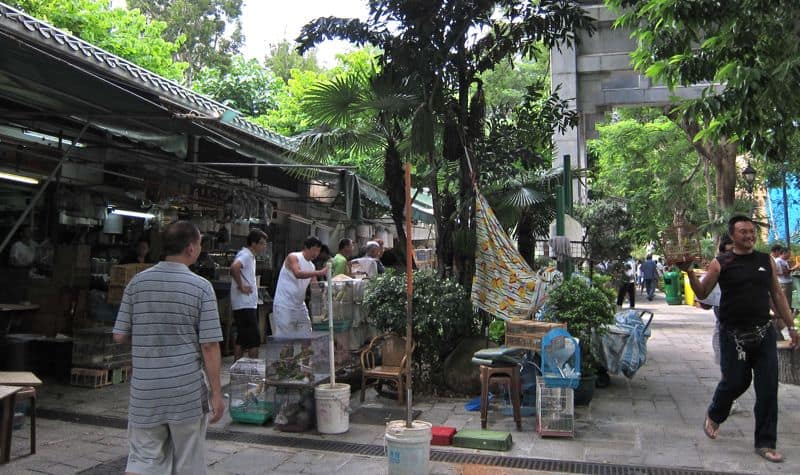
xmin=113 ymin=261 xmax=223 ymax=428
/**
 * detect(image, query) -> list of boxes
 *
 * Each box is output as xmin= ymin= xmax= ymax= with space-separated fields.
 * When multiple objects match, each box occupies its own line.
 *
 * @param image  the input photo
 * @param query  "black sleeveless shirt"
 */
xmin=716 ymin=250 xmax=772 ymax=329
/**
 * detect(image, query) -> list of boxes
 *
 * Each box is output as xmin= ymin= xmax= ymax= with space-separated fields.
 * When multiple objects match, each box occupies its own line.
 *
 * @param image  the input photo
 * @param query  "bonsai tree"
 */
xmin=540 ymin=277 xmax=615 ymax=376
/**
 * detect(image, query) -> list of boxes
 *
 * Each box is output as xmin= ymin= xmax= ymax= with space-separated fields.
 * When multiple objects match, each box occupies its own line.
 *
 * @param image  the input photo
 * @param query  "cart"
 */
xmin=593 ymin=310 xmax=654 ymax=386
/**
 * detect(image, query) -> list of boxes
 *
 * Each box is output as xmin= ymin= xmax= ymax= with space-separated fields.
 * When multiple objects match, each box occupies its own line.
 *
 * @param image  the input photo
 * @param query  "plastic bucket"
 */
xmin=385 ymin=420 xmax=432 ymax=475
xmin=315 ymin=383 xmax=351 ymax=434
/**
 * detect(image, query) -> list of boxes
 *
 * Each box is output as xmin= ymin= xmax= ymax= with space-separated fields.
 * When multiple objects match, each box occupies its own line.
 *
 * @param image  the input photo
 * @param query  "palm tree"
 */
xmin=296 ymin=67 xmax=419 ymax=264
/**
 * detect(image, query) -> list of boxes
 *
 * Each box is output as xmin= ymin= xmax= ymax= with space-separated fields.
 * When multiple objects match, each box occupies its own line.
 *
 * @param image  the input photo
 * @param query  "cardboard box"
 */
xmin=109 ymin=264 xmax=152 ymax=287
xmin=107 ymin=285 xmax=124 ymax=305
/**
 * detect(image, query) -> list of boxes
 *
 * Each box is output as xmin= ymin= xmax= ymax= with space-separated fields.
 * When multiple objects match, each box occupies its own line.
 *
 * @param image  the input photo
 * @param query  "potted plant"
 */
xmin=540 ymin=276 xmax=616 ymax=405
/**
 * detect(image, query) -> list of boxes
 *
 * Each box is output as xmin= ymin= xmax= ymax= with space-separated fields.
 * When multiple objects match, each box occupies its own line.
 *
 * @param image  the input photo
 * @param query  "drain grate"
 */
xmin=45 ymin=409 xmax=741 ymax=475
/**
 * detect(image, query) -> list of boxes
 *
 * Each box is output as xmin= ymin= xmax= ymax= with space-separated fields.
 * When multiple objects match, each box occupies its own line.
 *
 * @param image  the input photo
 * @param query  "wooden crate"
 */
xmin=109 ymin=264 xmax=153 ymax=287
xmin=70 ymin=367 xmax=111 ymax=388
xmin=70 ymin=365 xmax=131 ymax=388
xmin=107 ymin=285 xmax=124 ymax=305
xmin=505 ymin=320 xmax=566 ymax=351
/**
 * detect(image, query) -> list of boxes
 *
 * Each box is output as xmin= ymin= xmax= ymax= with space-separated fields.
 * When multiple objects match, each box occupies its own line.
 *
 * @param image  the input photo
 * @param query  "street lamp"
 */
xmin=742 ymin=163 xmax=756 ymax=194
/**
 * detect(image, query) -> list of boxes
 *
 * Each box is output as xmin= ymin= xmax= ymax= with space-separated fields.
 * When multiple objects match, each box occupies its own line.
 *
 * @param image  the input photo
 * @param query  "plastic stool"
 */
xmin=479 ymin=364 xmax=521 ymax=430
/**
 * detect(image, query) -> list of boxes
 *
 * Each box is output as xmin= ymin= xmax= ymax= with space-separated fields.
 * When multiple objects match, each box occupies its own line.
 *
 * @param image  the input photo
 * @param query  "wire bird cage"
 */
xmin=541 ymin=328 xmax=580 ymax=389
xmin=536 ymin=376 xmax=574 ymax=438
xmin=661 ymin=215 xmax=702 ymax=266
xmin=228 ymin=358 xmax=274 ymax=424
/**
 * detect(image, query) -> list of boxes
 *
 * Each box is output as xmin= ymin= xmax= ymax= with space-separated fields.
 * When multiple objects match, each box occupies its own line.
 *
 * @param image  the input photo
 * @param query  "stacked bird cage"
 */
xmin=536 ymin=376 xmax=574 ymax=438
xmin=229 ymin=358 xmax=274 ymax=424
xmin=541 ymin=328 xmax=580 ymax=389
xmin=661 ymin=214 xmax=702 ymax=266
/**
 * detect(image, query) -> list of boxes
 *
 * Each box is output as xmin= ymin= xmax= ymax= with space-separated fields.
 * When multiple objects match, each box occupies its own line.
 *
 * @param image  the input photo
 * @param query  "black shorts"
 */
xmin=232 ymin=308 xmax=260 ymax=349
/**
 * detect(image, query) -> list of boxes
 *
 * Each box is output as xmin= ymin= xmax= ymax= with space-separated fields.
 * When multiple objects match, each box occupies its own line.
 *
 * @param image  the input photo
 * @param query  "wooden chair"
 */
xmin=360 ymin=332 xmax=414 ymax=404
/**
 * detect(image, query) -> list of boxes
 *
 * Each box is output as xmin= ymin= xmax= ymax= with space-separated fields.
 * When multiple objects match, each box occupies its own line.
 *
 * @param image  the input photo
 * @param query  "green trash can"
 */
xmin=663 ymin=269 xmax=683 ymax=305
xmin=792 ymin=274 xmax=800 ymax=309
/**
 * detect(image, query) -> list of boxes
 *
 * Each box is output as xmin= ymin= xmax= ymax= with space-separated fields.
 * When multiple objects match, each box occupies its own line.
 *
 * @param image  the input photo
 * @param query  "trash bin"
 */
xmin=792 ymin=274 xmax=800 ymax=309
xmin=663 ymin=270 xmax=683 ymax=305
xmin=683 ymin=271 xmax=697 ymax=306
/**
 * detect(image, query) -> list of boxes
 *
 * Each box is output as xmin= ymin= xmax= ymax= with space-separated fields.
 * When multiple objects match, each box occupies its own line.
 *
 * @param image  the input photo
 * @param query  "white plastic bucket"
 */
xmin=315 ymin=383 xmax=351 ymax=434
xmin=385 ymin=420 xmax=432 ymax=475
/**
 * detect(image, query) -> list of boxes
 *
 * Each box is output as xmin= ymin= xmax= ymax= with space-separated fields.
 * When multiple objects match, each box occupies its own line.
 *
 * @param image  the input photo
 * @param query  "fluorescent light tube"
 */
xmin=0 ymin=171 xmax=39 ymax=185
xmin=112 ymin=209 xmax=155 ymax=219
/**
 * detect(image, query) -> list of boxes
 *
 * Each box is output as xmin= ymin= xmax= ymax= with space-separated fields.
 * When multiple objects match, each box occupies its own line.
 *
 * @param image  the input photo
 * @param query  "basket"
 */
xmin=661 ymin=219 xmax=702 ymax=266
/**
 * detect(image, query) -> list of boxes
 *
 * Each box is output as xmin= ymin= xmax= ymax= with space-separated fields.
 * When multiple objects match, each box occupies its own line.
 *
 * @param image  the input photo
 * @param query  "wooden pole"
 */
xmin=405 ymin=162 xmax=414 ymax=427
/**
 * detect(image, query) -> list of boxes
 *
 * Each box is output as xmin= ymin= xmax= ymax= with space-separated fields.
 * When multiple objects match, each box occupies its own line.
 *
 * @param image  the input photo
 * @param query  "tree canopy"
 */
xmin=608 ymin=0 xmax=800 ymax=161
xmin=7 ymin=0 xmax=186 ymax=81
xmin=588 ymin=109 xmax=708 ymax=245
xmin=192 ymin=55 xmax=282 ymax=116
xmin=127 ymin=0 xmax=244 ymax=85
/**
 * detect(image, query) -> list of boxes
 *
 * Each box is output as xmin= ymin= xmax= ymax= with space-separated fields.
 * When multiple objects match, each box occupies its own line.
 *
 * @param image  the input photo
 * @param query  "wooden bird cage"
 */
xmin=661 ymin=214 xmax=702 ymax=266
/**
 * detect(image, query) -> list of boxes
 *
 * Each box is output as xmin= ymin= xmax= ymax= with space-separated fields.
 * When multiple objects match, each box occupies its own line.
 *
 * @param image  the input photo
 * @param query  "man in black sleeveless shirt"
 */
xmin=685 ymin=215 xmax=798 ymax=463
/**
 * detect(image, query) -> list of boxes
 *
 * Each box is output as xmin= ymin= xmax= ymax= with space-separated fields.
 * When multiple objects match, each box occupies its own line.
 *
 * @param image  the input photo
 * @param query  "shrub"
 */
xmin=363 ymin=269 xmax=480 ymax=386
xmin=540 ymin=277 xmax=616 ymax=374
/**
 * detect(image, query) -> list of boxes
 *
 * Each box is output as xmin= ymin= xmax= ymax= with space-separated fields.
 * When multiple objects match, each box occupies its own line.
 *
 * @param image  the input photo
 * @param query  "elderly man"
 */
xmin=685 ymin=215 xmax=798 ymax=463
xmin=272 ymin=236 xmax=327 ymax=337
xmin=113 ymin=221 xmax=224 ymax=474
xmin=351 ymin=241 xmax=384 ymax=278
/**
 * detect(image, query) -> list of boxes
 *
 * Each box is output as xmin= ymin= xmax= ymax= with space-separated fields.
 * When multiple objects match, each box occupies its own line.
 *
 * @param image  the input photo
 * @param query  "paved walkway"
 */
xmin=3 ymin=290 xmax=800 ymax=474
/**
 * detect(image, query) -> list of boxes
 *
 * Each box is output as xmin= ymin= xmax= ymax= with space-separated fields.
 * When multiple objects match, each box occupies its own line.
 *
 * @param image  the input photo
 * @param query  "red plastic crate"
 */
xmin=431 ymin=426 xmax=457 ymax=446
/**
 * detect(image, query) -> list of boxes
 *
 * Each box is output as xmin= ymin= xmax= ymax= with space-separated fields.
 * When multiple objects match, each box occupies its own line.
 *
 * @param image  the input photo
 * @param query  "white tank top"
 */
xmin=274 ymin=251 xmax=315 ymax=308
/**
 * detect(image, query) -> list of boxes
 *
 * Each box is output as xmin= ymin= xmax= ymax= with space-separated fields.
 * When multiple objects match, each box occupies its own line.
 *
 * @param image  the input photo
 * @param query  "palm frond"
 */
xmin=303 ymin=75 xmax=369 ymax=126
xmin=503 ymin=186 xmax=548 ymax=208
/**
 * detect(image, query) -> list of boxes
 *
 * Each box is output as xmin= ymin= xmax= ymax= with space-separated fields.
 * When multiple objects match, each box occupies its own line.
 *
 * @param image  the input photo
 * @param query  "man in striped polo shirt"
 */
xmin=113 ymin=221 xmax=224 ymax=474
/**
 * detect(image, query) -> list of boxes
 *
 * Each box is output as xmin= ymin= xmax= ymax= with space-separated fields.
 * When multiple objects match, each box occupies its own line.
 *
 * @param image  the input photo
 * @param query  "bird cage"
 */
xmin=228 ymin=358 xmax=274 ymax=424
xmin=309 ymin=280 xmax=355 ymax=330
xmin=536 ymin=376 xmax=574 ymax=438
xmin=661 ymin=214 xmax=702 ymax=266
xmin=541 ymin=328 xmax=580 ymax=389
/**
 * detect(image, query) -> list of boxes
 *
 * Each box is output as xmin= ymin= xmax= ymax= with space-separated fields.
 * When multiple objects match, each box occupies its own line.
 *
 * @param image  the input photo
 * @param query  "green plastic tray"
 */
xmin=230 ymin=401 xmax=274 ymax=425
xmin=452 ymin=429 xmax=513 ymax=451
xmin=311 ymin=320 xmax=352 ymax=332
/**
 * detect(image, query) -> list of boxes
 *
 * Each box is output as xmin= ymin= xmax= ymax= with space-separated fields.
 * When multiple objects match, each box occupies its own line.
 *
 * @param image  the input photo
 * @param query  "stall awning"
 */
xmin=341 ymin=174 xmax=435 ymax=225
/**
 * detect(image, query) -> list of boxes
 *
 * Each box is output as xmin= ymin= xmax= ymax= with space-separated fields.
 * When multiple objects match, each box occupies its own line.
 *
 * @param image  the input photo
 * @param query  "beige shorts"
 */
xmin=126 ymin=416 xmax=208 ymax=475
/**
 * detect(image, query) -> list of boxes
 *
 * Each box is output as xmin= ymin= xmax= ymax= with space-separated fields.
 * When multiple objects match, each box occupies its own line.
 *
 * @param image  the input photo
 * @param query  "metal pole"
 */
xmin=563 ymin=155 xmax=572 ymax=214
xmin=326 ymin=263 xmax=335 ymax=386
xmin=404 ymin=162 xmax=414 ymax=428
xmin=0 ymin=123 xmax=90 ymax=255
xmin=783 ymin=169 xmax=791 ymax=246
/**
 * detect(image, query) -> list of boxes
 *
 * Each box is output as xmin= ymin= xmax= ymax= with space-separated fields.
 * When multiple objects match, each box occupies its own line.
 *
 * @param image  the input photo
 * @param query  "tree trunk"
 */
xmin=384 ymin=139 xmax=408 ymax=267
xmin=517 ymin=210 xmax=535 ymax=268
xmin=673 ymin=117 xmax=738 ymax=211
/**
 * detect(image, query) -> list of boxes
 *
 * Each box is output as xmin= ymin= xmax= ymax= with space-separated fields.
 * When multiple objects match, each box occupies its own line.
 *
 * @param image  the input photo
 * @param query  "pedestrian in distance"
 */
xmin=230 ymin=229 xmax=268 ymax=361
xmin=616 ymin=262 xmax=636 ymax=308
xmin=641 ymin=254 xmax=658 ymax=301
xmin=684 ymin=215 xmax=799 ymax=463
xmin=113 ymin=221 xmax=224 ymax=474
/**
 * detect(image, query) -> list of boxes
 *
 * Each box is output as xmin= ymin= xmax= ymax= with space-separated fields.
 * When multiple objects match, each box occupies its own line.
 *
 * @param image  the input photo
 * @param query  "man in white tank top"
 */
xmin=272 ymin=236 xmax=327 ymax=337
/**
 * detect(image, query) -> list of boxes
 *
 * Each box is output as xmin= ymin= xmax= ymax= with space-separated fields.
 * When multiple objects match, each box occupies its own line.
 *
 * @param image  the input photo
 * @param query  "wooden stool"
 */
xmin=479 ymin=364 xmax=522 ymax=431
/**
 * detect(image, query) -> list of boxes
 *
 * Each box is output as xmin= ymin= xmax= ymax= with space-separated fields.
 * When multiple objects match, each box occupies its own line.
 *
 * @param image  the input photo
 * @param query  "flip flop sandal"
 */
xmin=756 ymin=447 xmax=784 ymax=463
xmin=703 ymin=415 xmax=719 ymax=439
